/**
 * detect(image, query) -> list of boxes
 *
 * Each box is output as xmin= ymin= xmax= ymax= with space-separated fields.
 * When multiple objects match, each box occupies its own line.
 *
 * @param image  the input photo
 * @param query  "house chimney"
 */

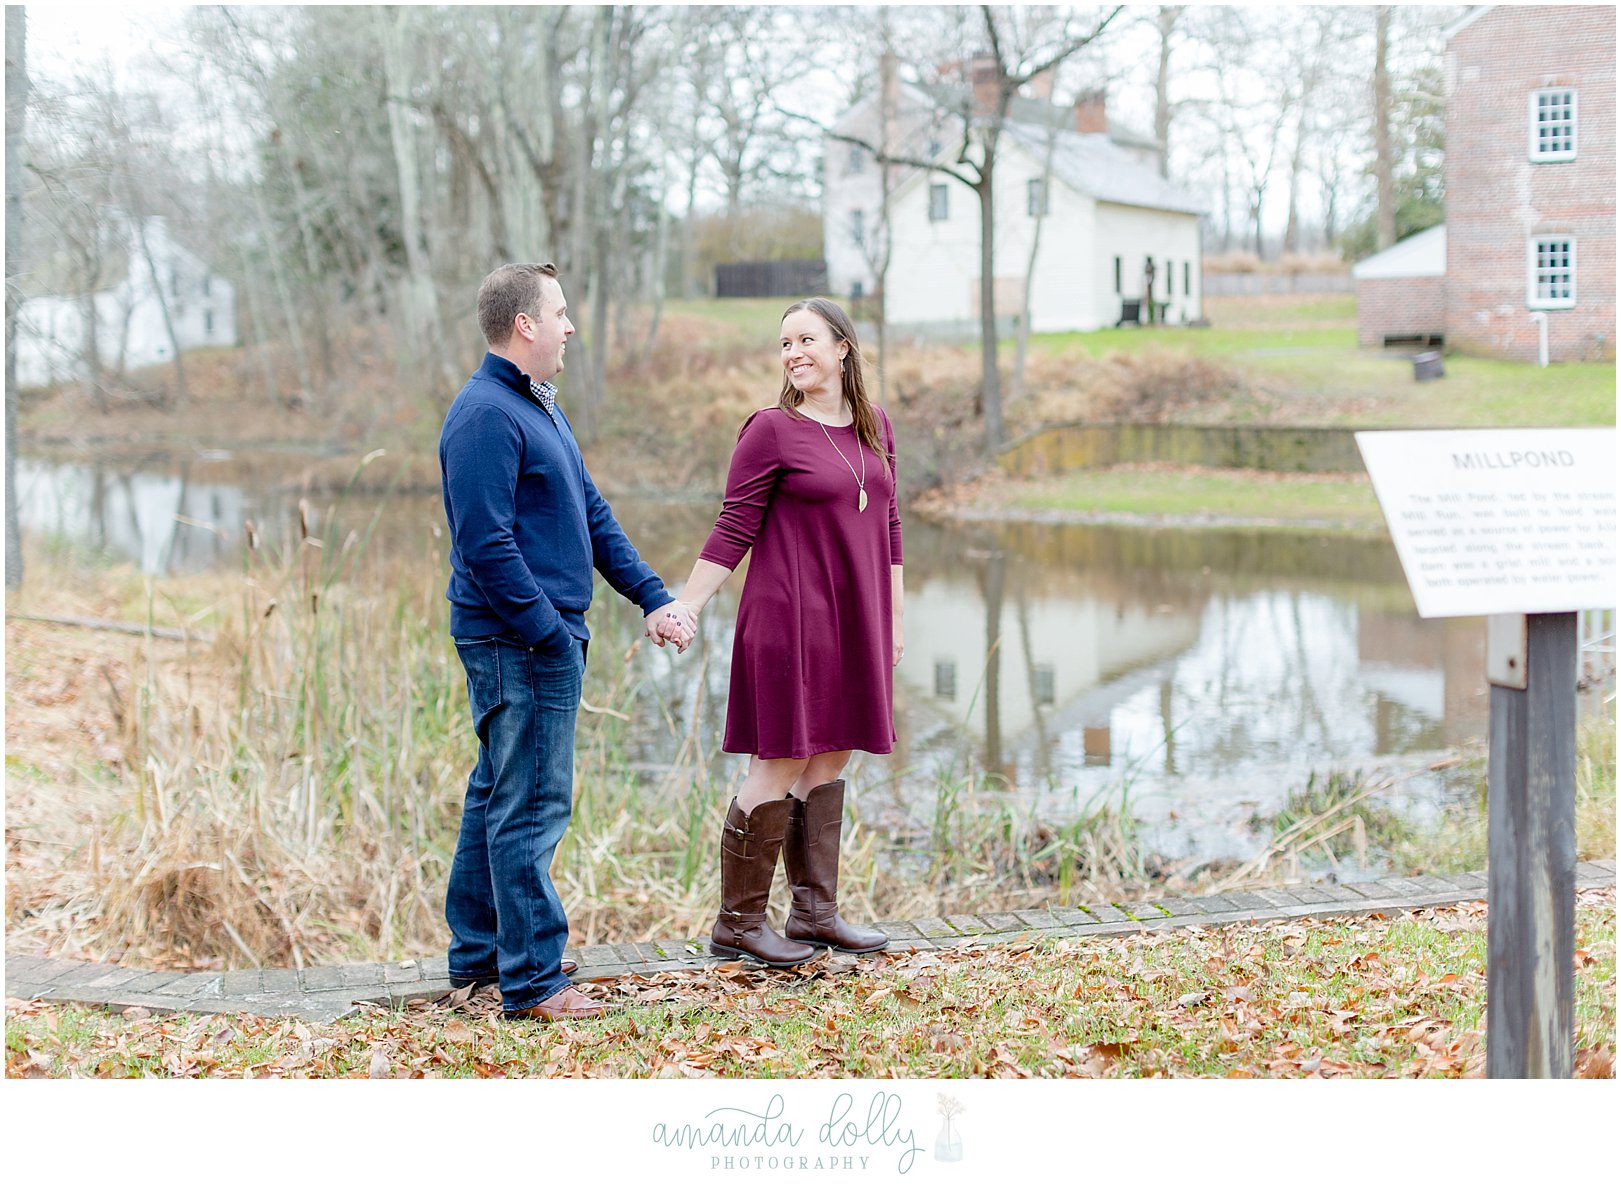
xmin=970 ymin=52 xmax=999 ymax=113
xmin=1074 ymin=88 xmax=1108 ymax=135
xmin=880 ymin=52 xmax=898 ymax=115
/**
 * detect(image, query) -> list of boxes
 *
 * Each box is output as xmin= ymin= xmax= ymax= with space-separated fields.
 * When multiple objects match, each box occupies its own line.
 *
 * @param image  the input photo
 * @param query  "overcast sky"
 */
xmin=19 ymin=4 xmax=1428 ymax=239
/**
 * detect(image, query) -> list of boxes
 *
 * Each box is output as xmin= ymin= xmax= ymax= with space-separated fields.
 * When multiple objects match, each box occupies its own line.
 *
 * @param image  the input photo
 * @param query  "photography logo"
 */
xmin=649 ymin=1090 xmax=947 ymax=1173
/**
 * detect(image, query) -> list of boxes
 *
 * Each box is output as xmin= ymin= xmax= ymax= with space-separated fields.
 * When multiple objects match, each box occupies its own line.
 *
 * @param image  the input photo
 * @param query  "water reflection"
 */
xmin=18 ymin=452 xmax=1509 ymax=865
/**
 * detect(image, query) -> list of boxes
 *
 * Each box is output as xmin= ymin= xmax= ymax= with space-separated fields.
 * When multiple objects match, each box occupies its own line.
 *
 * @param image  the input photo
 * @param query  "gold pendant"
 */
xmin=858 ymin=488 xmax=869 ymax=512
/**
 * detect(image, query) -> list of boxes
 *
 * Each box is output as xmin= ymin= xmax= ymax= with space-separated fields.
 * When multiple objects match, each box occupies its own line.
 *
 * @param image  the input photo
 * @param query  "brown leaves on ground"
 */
xmin=7 ymin=888 xmax=1614 ymax=1080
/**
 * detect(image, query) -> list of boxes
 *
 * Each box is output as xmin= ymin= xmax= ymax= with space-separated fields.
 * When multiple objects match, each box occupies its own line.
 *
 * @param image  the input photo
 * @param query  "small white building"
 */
xmin=824 ymin=73 xmax=1206 ymax=335
xmin=13 ymin=211 xmax=237 ymax=389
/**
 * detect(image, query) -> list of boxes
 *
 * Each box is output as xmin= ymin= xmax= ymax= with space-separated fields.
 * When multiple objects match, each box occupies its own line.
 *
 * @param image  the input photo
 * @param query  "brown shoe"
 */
xmin=710 ymin=797 xmax=818 ymax=968
xmin=505 ymin=985 xmax=605 ymax=1021
xmin=783 ymin=780 xmax=888 ymax=954
xmin=450 ymin=959 xmax=576 ymax=990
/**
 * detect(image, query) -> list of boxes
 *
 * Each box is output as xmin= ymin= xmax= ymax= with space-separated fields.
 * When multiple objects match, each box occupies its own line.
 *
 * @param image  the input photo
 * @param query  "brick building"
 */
xmin=1444 ymin=4 xmax=1615 ymax=362
xmin=1353 ymin=224 xmax=1447 ymax=347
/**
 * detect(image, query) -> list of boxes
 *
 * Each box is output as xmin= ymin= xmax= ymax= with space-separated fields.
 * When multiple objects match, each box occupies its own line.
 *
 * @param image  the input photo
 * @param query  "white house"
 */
xmin=13 ymin=210 xmax=237 ymax=389
xmin=824 ymin=68 xmax=1206 ymax=334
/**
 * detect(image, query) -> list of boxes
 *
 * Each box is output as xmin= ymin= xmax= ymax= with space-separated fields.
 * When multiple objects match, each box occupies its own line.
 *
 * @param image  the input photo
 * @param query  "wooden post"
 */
xmin=1486 ymin=611 xmax=1578 ymax=1078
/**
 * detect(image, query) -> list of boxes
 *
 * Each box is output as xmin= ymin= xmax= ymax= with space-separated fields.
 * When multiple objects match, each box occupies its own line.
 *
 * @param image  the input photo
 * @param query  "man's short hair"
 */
xmin=477 ymin=263 xmax=560 ymax=347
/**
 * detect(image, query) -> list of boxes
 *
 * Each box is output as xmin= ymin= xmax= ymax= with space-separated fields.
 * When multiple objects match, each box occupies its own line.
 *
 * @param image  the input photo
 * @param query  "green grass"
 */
xmin=9 ymin=891 xmax=1614 ymax=1078
xmin=1021 ymin=293 xmax=1615 ymax=429
xmin=1004 ymin=466 xmax=1387 ymax=529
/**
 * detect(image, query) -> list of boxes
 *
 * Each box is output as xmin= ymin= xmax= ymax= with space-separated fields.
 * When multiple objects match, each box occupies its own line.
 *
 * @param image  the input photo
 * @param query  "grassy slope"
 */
xmin=1026 ymin=294 xmax=1616 ymax=428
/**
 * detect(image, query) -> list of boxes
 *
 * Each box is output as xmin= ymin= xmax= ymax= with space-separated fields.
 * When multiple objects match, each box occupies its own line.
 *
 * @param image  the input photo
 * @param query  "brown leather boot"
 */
xmin=782 ymin=780 xmax=888 ymax=953
xmin=709 ymin=797 xmax=818 ymax=967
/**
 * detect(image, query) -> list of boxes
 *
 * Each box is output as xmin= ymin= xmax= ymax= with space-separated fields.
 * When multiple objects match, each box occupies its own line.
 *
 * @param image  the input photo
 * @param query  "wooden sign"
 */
xmin=1356 ymin=427 xmax=1615 ymax=1079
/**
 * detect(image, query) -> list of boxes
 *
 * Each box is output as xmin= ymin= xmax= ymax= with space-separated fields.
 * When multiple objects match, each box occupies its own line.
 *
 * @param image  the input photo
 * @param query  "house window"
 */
xmin=1033 ymin=664 xmax=1056 ymax=707
xmin=1529 ymin=88 xmax=1577 ymax=162
xmin=204 ymin=310 xmax=214 ymax=336
xmin=202 ymin=275 xmax=212 ymax=297
xmin=850 ymin=208 xmax=865 ymax=248
xmin=928 ymin=183 xmax=949 ymax=222
xmin=926 ymin=138 xmax=942 ymax=160
xmin=851 ymin=281 xmax=864 ymax=301
xmin=847 ymin=144 xmax=865 ymax=174
xmin=1183 ymin=260 xmax=1191 ymax=296
xmin=1529 ymin=236 xmax=1576 ymax=308
xmin=1026 ymin=178 xmax=1048 ymax=217
xmin=1113 ymin=256 xmax=1122 ymax=294
xmin=933 ymin=660 xmax=956 ymax=701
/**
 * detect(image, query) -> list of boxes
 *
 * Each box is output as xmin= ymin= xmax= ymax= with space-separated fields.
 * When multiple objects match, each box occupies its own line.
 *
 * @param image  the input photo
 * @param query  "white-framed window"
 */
xmin=933 ymin=660 xmax=956 ymax=701
xmin=1528 ymin=236 xmax=1576 ymax=308
xmin=204 ymin=310 xmax=214 ymax=336
xmin=1113 ymin=256 xmax=1122 ymax=294
xmin=1183 ymin=260 xmax=1191 ymax=296
xmin=1026 ymin=177 xmax=1048 ymax=217
xmin=847 ymin=144 xmax=865 ymax=174
xmin=928 ymin=182 xmax=949 ymax=222
xmin=1529 ymin=88 xmax=1577 ymax=161
xmin=1033 ymin=664 xmax=1055 ymax=707
xmin=849 ymin=208 xmax=865 ymax=248
xmin=926 ymin=138 xmax=943 ymax=160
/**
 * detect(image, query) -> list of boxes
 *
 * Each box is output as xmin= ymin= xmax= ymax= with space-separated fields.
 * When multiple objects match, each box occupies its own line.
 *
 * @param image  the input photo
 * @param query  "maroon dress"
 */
xmin=699 ymin=406 xmax=903 ymax=759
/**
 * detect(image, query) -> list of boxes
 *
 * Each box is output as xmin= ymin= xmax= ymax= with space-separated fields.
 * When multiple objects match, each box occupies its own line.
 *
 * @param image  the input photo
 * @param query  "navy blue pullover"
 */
xmin=439 ymin=352 xmax=673 ymax=652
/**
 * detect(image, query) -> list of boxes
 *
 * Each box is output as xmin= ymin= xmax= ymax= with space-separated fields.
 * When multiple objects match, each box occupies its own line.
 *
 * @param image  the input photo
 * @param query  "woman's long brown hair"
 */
xmin=777 ymin=297 xmax=892 ymax=479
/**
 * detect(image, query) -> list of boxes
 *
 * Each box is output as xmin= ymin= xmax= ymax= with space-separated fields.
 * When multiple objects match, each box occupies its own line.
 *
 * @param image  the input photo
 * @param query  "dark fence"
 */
xmin=1204 ymin=271 xmax=1353 ymax=296
xmin=714 ymin=259 xmax=828 ymax=299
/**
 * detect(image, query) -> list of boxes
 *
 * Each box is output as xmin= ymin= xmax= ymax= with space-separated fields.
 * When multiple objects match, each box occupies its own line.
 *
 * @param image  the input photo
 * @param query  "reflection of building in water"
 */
xmin=15 ymin=458 xmax=248 ymax=573
xmin=898 ymin=556 xmax=1203 ymax=782
xmin=1356 ymin=611 xmax=1488 ymax=749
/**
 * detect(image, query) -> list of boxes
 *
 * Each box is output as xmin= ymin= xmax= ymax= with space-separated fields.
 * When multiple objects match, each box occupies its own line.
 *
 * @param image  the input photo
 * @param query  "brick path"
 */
xmin=7 ymin=860 xmax=1614 ymax=1024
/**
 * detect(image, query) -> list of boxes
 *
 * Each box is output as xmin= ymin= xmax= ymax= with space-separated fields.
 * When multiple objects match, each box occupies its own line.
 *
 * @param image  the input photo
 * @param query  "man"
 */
xmin=439 ymin=263 xmax=693 ymax=1021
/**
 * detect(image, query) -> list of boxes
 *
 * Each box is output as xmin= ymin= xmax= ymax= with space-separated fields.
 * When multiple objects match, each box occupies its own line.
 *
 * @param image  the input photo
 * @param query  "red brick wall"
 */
xmin=1357 ymin=276 xmax=1447 ymax=346
xmin=1446 ymin=6 xmax=1616 ymax=362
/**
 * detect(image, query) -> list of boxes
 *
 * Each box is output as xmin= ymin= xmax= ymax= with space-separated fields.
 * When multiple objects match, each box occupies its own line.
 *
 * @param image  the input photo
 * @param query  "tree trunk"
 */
xmin=1283 ymin=115 xmax=1307 ymax=255
xmin=1153 ymin=7 xmax=1181 ymax=179
xmin=977 ymin=174 xmax=1002 ymax=453
xmin=5 ymin=6 xmax=26 ymax=589
xmin=129 ymin=214 xmax=188 ymax=408
xmin=1372 ymin=6 xmax=1396 ymax=251
xmin=1011 ymin=121 xmax=1060 ymax=405
xmin=381 ymin=5 xmax=455 ymax=390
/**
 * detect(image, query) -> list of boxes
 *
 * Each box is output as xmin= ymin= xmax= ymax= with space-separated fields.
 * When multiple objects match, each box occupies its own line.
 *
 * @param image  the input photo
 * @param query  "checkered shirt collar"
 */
xmin=528 ymin=377 xmax=558 ymax=417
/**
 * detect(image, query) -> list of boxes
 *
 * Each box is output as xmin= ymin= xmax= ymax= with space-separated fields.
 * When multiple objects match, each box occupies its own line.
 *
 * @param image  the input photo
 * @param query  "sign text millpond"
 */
xmin=1355 ymin=428 xmax=1616 ymax=618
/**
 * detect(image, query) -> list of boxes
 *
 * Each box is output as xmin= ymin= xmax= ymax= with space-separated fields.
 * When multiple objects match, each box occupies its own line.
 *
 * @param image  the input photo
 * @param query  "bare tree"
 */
xmin=381 ymin=6 xmax=456 ymax=390
xmin=1372 ymin=5 xmax=1396 ymax=251
xmin=1281 ymin=9 xmax=1340 ymax=255
xmin=817 ymin=5 xmax=1121 ymax=453
xmin=1151 ymin=6 xmax=1185 ymax=180
xmin=6 ymin=5 xmax=26 ymax=589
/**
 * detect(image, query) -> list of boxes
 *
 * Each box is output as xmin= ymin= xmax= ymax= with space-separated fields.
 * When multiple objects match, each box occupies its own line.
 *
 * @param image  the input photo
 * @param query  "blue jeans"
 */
xmin=445 ymin=635 xmax=584 ymax=1013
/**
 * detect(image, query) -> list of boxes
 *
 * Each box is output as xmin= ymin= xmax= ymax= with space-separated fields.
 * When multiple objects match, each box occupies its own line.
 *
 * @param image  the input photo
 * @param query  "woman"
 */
xmin=670 ymin=298 xmax=903 ymax=966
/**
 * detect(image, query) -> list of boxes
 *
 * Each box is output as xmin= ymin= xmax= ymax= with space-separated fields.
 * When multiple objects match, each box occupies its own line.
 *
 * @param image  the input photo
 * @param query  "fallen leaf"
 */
xmin=367 ymin=1049 xmax=391 ymax=1079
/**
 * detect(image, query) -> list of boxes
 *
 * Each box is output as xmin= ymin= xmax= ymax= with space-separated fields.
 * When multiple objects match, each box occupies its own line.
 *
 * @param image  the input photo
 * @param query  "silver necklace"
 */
xmin=817 ymin=417 xmax=868 ymax=511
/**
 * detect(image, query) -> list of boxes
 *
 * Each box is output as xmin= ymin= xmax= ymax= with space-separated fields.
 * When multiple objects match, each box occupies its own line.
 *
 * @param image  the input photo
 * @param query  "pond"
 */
xmin=18 ymin=448 xmax=1589 ymax=875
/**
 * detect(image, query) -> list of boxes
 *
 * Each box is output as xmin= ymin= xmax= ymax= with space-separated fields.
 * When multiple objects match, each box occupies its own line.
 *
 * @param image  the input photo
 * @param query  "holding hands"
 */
xmin=645 ymin=600 xmax=699 ymax=652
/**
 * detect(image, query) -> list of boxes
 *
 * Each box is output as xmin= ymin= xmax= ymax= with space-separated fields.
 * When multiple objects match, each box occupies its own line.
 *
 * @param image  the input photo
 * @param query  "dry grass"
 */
xmin=5 ymin=526 xmax=1166 ymax=973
